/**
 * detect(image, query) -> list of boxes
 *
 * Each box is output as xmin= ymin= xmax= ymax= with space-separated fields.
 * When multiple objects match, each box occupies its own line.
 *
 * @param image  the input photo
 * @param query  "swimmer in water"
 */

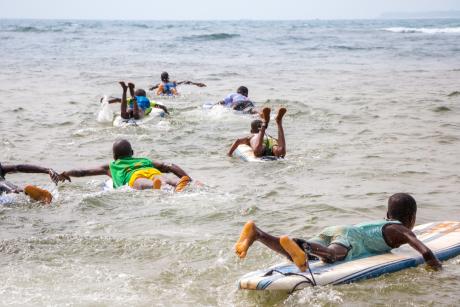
xmin=149 ymin=71 xmax=206 ymax=96
xmin=218 ymin=86 xmax=257 ymax=114
xmin=228 ymin=107 xmax=286 ymax=158
xmin=0 ymin=162 xmax=69 ymax=204
xmin=235 ymin=193 xmax=442 ymax=271
xmin=104 ymin=82 xmax=169 ymax=117
xmin=60 ymin=139 xmax=192 ymax=192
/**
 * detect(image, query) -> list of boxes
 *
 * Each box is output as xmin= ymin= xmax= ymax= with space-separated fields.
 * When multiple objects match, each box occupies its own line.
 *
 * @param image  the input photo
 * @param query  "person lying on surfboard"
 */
xmin=227 ymin=107 xmax=286 ymax=158
xmin=149 ymin=71 xmax=206 ymax=96
xmin=0 ymin=162 xmax=69 ymax=204
xmin=217 ymin=86 xmax=257 ymax=114
xmin=104 ymin=82 xmax=169 ymax=116
xmin=235 ymin=193 xmax=442 ymax=271
xmin=59 ymin=139 xmax=191 ymax=192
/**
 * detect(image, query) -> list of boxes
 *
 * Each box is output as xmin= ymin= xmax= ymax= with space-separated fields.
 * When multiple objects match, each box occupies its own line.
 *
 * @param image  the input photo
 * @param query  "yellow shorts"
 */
xmin=128 ymin=168 xmax=162 ymax=187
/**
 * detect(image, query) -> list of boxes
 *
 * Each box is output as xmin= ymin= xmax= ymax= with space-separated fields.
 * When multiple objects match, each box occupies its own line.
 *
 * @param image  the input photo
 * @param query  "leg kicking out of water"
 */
xmin=272 ymin=107 xmax=286 ymax=158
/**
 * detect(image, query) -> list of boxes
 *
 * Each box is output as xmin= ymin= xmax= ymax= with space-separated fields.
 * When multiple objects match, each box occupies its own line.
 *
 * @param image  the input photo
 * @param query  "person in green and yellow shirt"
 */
xmin=60 ymin=139 xmax=191 ymax=192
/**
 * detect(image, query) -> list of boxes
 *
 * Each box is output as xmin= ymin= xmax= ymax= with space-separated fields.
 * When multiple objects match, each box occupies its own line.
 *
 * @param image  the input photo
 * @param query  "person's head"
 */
xmin=237 ymin=86 xmax=248 ymax=97
xmin=134 ymin=89 xmax=146 ymax=97
xmin=251 ymin=119 xmax=262 ymax=134
xmin=112 ymin=139 xmax=134 ymax=160
xmin=161 ymin=72 xmax=170 ymax=82
xmin=387 ymin=193 xmax=417 ymax=229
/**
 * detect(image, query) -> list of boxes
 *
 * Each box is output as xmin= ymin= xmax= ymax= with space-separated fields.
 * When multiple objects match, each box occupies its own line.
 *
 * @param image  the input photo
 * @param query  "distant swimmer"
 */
xmin=228 ymin=107 xmax=286 ymax=158
xmin=149 ymin=71 xmax=206 ymax=96
xmin=104 ymin=82 xmax=169 ymax=117
xmin=60 ymin=139 xmax=192 ymax=192
xmin=218 ymin=86 xmax=257 ymax=114
xmin=0 ymin=162 xmax=69 ymax=204
xmin=235 ymin=193 xmax=442 ymax=272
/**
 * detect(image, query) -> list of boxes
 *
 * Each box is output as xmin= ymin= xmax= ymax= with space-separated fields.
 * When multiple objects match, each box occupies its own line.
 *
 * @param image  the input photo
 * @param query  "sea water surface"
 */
xmin=0 ymin=19 xmax=460 ymax=306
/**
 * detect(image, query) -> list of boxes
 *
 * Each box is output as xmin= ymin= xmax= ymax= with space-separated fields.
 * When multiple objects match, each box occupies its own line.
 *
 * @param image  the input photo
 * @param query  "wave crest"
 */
xmin=383 ymin=27 xmax=460 ymax=34
xmin=181 ymin=33 xmax=240 ymax=41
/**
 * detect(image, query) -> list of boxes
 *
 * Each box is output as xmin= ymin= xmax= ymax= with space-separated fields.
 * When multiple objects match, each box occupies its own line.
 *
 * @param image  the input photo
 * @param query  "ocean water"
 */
xmin=1 ymin=18 xmax=460 ymax=306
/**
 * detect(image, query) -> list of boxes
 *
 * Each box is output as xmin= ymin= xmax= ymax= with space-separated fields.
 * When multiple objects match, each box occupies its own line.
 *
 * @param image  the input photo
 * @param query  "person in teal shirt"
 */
xmin=60 ymin=139 xmax=191 ymax=192
xmin=235 ymin=193 xmax=442 ymax=271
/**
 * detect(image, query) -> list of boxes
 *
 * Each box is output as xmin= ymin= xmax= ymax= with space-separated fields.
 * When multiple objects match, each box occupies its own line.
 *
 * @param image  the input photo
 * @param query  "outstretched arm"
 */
xmin=61 ymin=165 xmax=111 ymax=180
xmin=2 ymin=164 xmax=69 ymax=184
xmin=153 ymin=103 xmax=169 ymax=115
xmin=228 ymin=137 xmax=250 ymax=157
xmin=149 ymin=83 xmax=160 ymax=91
xmin=176 ymin=81 xmax=207 ymax=87
xmin=153 ymin=161 xmax=189 ymax=179
xmin=404 ymin=230 xmax=442 ymax=270
xmin=386 ymin=224 xmax=442 ymax=270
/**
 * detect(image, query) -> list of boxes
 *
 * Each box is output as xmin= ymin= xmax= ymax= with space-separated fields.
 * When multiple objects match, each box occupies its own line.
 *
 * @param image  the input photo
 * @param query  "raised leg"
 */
xmin=127 ymin=82 xmax=140 ymax=119
xmin=235 ymin=220 xmax=291 ymax=259
xmin=119 ymin=81 xmax=129 ymax=119
xmin=250 ymin=107 xmax=271 ymax=157
xmin=272 ymin=107 xmax=286 ymax=157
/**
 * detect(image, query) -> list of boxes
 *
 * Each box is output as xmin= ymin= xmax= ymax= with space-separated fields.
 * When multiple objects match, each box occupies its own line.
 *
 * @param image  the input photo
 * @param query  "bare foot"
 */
xmin=119 ymin=81 xmax=127 ymax=91
xmin=280 ymin=235 xmax=307 ymax=272
xmin=152 ymin=178 xmax=162 ymax=190
xmin=127 ymin=82 xmax=135 ymax=89
xmin=275 ymin=107 xmax=286 ymax=125
xmin=175 ymin=175 xmax=191 ymax=192
xmin=235 ymin=220 xmax=258 ymax=258
xmin=260 ymin=107 xmax=271 ymax=125
xmin=24 ymin=185 xmax=52 ymax=204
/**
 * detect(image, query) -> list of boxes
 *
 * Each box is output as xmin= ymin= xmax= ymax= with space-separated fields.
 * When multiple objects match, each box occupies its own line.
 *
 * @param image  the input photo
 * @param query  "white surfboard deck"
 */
xmin=232 ymin=144 xmax=280 ymax=162
xmin=0 ymin=193 xmax=16 ymax=205
xmin=113 ymin=108 xmax=165 ymax=127
xmin=238 ymin=221 xmax=460 ymax=291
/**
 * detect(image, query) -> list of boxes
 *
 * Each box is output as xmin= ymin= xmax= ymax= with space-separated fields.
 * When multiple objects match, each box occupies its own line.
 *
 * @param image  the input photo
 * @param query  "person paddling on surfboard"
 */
xmin=149 ymin=71 xmax=206 ymax=96
xmin=60 ymin=139 xmax=191 ymax=192
xmin=228 ymin=107 xmax=287 ymax=158
xmin=104 ymin=82 xmax=169 ymax=117
xmin=0 ymin=162 xmax=69 ymax=204
xmin=218 ymin=86 xmax=257 ymax=114
xmin=235 ymin=193 xmax=442 ymax=271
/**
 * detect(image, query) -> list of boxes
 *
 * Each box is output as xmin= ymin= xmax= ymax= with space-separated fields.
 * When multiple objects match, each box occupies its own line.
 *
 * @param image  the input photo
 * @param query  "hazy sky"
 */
xmin=1 ymin=0 xmax=459 ymax=20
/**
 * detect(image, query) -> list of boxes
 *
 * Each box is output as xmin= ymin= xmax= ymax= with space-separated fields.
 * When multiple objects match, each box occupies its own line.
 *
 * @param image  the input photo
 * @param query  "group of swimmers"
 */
xmin=1 ymin=72 xmax=442 ymax=276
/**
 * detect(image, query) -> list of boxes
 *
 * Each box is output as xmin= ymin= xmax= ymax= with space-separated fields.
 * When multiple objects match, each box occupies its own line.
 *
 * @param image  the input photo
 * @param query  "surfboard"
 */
xmin=113 ymin=108 xmax=166 ymax=127
xmin=0 ymin=193 xmax=16 ymax=205
xmin=238 ymin=221 xmax=460 ymax=292
xmin=232 ymin=144 xmax=279 ymax=162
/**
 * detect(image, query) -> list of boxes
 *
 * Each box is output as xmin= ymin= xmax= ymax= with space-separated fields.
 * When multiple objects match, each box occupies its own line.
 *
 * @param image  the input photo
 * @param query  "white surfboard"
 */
xmin=232 ymin=144 xmax=280 ymax=162
xmin=113 ymin=108 xmax=165 ymax=127
xmin=238 ymin=221 xmax=460 ymax=292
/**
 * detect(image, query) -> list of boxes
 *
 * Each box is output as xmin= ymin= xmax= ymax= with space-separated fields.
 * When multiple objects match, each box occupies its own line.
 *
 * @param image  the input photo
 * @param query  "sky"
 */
xmin=1 ymin=0 xmax=460 ymax=20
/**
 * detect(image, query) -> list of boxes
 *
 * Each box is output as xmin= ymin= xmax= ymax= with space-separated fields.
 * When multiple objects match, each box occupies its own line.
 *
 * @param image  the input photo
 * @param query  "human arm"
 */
xmin=1 ymin=164 xmax=70 ymax=184
xmin=153 ymin=103 xmax=169 ymax=115
xmin=149 ymin=83 xmax=160 ymax=91
xmin=385 ymin=224 xmax=442 ymax=270
xmin=60 ymin=164 xmax=111 ymax=180
xmin=153 ymin=161 xmax=190 ymax=179
xmin=176 ymin=81 xmax=207 ymax=87
xmin=227 ymin=137 xmax=250 ymax=157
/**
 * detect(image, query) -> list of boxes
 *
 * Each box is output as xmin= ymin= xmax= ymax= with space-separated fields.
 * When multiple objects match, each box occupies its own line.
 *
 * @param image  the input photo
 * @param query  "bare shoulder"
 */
xmin=383 ymin=223 xmax=413 ymax=247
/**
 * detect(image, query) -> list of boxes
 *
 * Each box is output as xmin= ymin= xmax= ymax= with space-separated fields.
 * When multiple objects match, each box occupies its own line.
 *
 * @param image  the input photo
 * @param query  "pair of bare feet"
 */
xmin=260 ymin=107 xmax=287 ymax=126
xmin=119 ymin=81 xmax=134 ymax=92
xmin=235 ymin=220 xmax=308 ymax=272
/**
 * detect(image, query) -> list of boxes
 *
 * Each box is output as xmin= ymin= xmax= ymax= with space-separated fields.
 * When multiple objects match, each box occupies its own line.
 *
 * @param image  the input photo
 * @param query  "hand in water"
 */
xmin=49 ymin=169 xmax=71 ymax=184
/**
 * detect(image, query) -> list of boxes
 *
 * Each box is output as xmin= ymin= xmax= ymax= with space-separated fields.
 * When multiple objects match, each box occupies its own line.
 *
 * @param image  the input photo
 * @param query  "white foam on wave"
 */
xmin=383 ymin=27 xmax=460 ymax=34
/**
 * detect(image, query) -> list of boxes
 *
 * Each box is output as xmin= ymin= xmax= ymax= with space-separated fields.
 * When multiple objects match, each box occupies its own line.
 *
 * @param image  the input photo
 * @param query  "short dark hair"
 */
xmin=237 ymin=86 xmax=248 ymax=97
xmin=135 ymin=89 xmax=146 ymax=97
xmin=387 ymin=193 xmax=417 ymax=225
xmin=251 ymin=119 xmax=262 ymax=133
xmin=161 ymin=72 xmax=169 ymax=82
xmin=113 ymin=139 xmax=134 ymax=160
